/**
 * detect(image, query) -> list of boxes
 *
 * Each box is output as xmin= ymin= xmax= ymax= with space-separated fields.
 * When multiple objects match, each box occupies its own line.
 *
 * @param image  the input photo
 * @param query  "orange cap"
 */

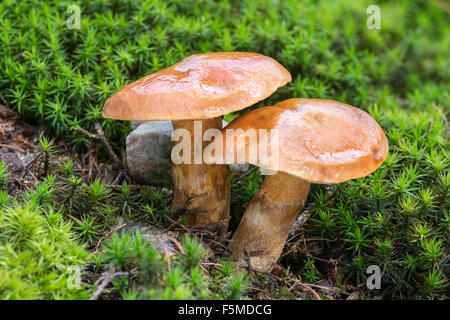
xmin=209 ymin=98 xmax=388 ymax=184
xmin=102 ymin=52 xmax=291 ymax=121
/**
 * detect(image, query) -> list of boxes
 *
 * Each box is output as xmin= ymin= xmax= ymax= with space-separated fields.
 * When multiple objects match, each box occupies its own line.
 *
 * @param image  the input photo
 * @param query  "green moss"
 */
xmin=305 ymin=104 xmax=449 ymax=299
xmin=102 ymin=233 xmax=248 ymax=300
xmin=0 ymin=205 xmax=91 ymax=299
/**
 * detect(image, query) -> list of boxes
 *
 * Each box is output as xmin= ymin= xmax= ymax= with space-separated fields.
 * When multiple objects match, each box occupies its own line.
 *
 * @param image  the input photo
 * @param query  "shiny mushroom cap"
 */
xmin=208 ymin=98 xmax=388 ymax=184
xmin=102 ymin=52 xmax=291 ymax=121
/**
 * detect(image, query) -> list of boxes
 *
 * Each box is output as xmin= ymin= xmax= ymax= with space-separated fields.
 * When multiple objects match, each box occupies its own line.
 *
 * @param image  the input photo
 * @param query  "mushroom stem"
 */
xmin=171 ymin=117 xmax=230 ymax=233
xmin=227 ymin=171 xmax=310 ymax=272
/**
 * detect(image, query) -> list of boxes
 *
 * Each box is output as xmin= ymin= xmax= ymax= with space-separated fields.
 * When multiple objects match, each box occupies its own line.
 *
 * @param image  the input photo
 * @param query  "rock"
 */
xmin=126 ymin=121 xmax=173 ymax=187
xmin=126 ymin=120 xmax=249 ymax=186
xmin=230 ymin=163 xmax=249 ymax=174
xmin=289 ymin=211 xmax=311 ymax=236
xmin=259 ymin=167 xmax=277 ymax=176
xmin=130 ymin=121 xmax=146 ymax=130
xmin=0 ymin=152 xmax=23 ymax=171
xmin=119 ymin=217 xmax=177 ymax=256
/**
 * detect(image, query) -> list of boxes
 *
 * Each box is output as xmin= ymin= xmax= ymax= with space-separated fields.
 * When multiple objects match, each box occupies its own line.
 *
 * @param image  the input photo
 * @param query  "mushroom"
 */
xmin=102 ymin=52 xmax=291 ymax=233
xmin=205 ymin=98 xmax=388 ymax=271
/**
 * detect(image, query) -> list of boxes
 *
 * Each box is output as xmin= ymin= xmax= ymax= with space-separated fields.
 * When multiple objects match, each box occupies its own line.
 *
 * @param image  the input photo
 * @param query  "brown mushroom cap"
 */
xmin=102 ymin=52 xmax=291 ymax=121
xmin=212 ymin=98 xmax=388 ymax=184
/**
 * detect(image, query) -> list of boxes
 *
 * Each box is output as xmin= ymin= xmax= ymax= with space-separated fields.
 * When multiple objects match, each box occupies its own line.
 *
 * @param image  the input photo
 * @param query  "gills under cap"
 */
xmin=102 ymin=52 xmax=291 ymax=121
xmin=210 ymin=98 xmax=388 ymax=184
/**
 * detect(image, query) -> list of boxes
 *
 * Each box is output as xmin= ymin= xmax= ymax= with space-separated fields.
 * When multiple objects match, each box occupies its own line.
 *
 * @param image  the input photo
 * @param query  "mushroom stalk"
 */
xmin=227 ymin=171 xmax=310 ymax=272
xmin=171 ymin=117 xmax=230 ymax=233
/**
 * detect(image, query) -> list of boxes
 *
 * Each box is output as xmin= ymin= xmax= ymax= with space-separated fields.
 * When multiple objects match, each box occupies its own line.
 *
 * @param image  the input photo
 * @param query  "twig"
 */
xmin=20 ymin=151 xmax=43 ymax=178
xmin=94 ymin=123 xmax=123 ymax=166
xmin=95 ymin=223 xmax=128 ymax=251
xmin=163 ymin=246 xmax=171 ymax=272
xmin=89 ymin=267 xmax=130 ymax=300
xmin=163 ymin=215 xmax=212 ymax=252
xmin=74 ymin=126 xmax=98 ymax=140
xmin=173 ymin=193 xmax=208 ymax=218
xmin=206 ymin=238 xmax=228 ymax=251
xmin=168 ymin=236 xmax=184 ymax=254
xmin=233 ymin=166 xmax=258 ymax=184
xmin=245 ymin=285 xmax=267 ymax=293
xmin=165 ymin=217 xmax=183 ymax=232
xmin=290 ymin=281 xmax=321 ymax=300
xmin=108 ymin=184 xmax=171 ymax=193
xmin=306 ymin=283 xmax=339 ymax=292
xmin=200 ymin=262 xmax=223 ymax=267
xmin=199 ymin=263 xmax=210 ymax=275
xmin=74 ymin=124 xmax=131 ymax=181
xmin=0 ymin=143 xmax=26 ymax=153
xmin=111 ymin=170 xmax=123 ymax=185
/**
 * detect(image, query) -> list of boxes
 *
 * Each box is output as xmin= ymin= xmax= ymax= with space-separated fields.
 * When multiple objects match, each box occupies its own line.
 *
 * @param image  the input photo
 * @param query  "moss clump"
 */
xmin=0 ymin=204 xmax=91 ymax=299
xmin=101 ymin=233 xmax=247 ymax=300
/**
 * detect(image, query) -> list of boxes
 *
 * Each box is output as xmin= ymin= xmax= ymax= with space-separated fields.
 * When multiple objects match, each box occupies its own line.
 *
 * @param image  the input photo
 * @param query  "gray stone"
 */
xmin=130 ymin=120 xmax=146 ymax=129
xmin=230 ymin=163 xmax=249 ymax=174
xmin=118 ymin=217 xmax=177 ymax=256
xmin=126 ymin=120 xmax=251 ymax=186
xmin=126 ymin=121 xmax=173 ymax=187
xmin=0 ymin=152 xmax=23 ymax=171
